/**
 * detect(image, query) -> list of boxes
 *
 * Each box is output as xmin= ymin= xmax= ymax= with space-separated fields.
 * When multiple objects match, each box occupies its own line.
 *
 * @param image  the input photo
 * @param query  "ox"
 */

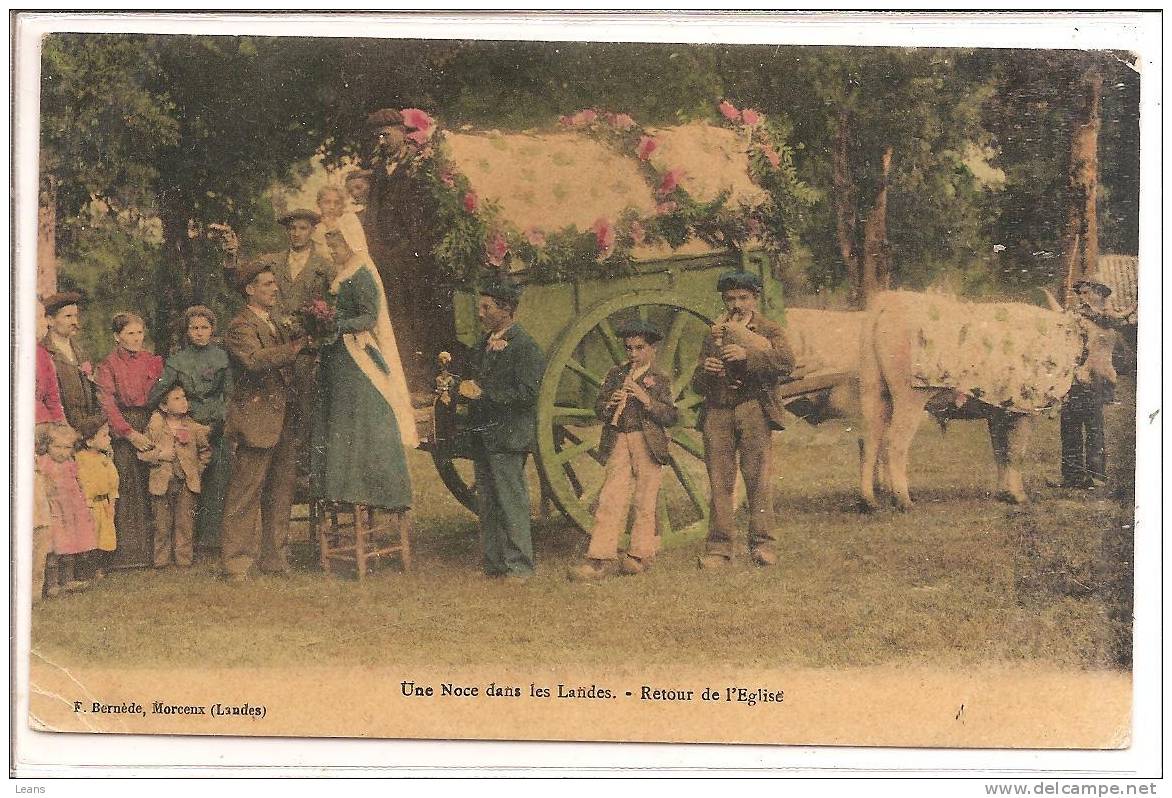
xmin=858 ymin=291 xmax=1117 ymax=511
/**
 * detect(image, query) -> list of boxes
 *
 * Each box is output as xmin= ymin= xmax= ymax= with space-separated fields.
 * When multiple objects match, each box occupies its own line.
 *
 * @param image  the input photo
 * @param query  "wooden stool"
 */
xmin=311 ymin=501 xmax=412 ymax=580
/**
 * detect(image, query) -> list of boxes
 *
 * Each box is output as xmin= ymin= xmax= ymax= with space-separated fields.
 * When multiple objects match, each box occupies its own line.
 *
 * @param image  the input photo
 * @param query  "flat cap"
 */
xmin=277 ymin=208 xmax=322 ymax=227
xmin=42 ymin=291 xmax=84 ymax=316
xmin=478 ymin=278 xmax=524 ymax=306
xmin=366 ymin=108 xmax=404 ymax=127
xmin=233 ymin=256 xmax=278 ymax=293
xmin=716 ymin=270 xmax=763 ymax=293
xmin=615 ymin=319 xmax=663 ymax=344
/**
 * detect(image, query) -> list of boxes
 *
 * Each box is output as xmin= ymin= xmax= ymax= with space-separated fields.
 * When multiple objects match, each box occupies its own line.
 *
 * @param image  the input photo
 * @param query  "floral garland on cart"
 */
xmin=391 ymin=102 xmax=815 ymax=288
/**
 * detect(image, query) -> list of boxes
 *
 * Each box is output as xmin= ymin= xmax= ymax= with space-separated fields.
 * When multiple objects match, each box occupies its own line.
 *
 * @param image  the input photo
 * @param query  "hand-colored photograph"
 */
xmin=16 ymin=13 xmax=1150 ymax=758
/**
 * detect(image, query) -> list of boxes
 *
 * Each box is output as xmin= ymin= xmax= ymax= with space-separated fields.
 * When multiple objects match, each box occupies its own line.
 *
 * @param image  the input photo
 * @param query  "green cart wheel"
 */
xmin=535 ymin=290 xmax=715 ymax=542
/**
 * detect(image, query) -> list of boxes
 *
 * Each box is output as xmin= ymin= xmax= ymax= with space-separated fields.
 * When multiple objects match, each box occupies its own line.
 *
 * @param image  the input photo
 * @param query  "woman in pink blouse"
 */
xmin=94 ymin=312 xmax=163 ymax=569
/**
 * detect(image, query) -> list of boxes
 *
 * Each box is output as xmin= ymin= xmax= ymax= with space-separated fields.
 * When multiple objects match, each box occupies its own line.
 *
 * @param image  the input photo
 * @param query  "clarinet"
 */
xmin=609 ymin=362 xmax=633 ymax=427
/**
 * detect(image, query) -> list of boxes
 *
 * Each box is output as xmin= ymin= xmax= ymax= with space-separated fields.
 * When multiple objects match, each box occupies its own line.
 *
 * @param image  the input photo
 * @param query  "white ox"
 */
xmin=858 ymin=291 xmax=1117 ymax=511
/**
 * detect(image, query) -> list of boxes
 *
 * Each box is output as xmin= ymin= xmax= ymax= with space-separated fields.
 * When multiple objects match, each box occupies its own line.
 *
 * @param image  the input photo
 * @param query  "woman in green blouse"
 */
xmin=148 ymin=305 xmax=233 ymax=550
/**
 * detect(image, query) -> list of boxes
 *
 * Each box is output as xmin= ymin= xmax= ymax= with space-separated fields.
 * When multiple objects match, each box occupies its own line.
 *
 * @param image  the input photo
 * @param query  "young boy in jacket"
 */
xmin=569 ymin=320 xmax=678 ymax=580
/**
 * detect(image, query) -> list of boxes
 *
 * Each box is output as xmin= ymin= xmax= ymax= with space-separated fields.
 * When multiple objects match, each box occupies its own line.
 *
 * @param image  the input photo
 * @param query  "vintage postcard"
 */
xmin=10 ymin=10 xmax=1161 ymax=777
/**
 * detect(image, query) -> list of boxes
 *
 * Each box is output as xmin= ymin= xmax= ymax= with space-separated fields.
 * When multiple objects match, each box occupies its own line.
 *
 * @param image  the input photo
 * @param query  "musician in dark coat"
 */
xmin=459 ymin=280 xmax=545 ymax=580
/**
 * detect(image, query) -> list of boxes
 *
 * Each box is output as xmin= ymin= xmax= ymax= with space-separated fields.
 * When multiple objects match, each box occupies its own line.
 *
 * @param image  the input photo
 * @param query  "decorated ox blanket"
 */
xmin=893 ymin=293 xmax=1084 ymax=413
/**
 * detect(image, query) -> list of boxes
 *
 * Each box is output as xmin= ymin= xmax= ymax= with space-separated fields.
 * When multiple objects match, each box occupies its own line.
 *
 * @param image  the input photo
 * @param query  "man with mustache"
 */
xmin=40 ymin=292 xmax=105 ymax=435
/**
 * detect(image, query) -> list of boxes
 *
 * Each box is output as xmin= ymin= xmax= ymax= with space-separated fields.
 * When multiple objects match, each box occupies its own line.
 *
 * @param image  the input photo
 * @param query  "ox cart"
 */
xmin=403 ymin=120 xmax=847 ymax=542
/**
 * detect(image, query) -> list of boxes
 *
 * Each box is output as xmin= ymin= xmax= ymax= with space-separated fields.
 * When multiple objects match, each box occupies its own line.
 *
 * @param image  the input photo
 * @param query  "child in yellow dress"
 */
xmin=75 ymin=421 xmax=119 ymax=580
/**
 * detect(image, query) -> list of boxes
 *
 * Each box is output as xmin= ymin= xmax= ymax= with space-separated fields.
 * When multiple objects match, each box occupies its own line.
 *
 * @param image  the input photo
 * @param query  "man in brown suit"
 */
xmin=693 ymin=271 xmax=795 ymax=568
xmin=223 ymin=208 xmax=333 ymax=489
xmin=219 ymin=259 xmax=307 ymax=581
xmin=40 ymin=292 xmax=105 ymax=434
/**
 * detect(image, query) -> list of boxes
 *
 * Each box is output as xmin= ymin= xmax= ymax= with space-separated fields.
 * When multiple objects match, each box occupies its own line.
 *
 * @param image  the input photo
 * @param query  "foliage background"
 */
xmin=40 ymin=36 xmax=1140 ymax=358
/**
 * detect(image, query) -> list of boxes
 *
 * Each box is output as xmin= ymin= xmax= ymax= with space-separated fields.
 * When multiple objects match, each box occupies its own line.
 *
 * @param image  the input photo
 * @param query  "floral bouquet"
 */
xmin=294 ymin=298 xmax=337 ymax=340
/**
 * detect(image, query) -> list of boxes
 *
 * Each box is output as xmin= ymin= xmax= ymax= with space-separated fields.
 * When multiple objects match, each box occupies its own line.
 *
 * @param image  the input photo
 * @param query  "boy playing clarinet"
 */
xmin=569 ymin=320 xmax=678 ymax=580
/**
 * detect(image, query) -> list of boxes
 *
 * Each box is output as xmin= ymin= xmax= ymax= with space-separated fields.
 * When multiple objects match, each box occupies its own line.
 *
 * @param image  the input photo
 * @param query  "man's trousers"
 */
xmin=1061 ymin=381 xmax=1107 ymax=485
xmin=701 ymin=400 xmax=776 ymax=558
xmin=220 ymin=426 xmax=297 ymax=576
xmin=473 ymin=450 xmax=535 ymax=577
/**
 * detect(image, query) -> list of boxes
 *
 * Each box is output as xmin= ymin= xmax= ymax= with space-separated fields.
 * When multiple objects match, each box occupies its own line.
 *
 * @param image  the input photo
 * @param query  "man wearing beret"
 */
xmin=362 ymin=108 xmax=458 ymax=391
xmin=219 ymin=260 xmax=308 ymax=582
xmin=40 ymin=292 xmax=105 ymax=434
xmin=693 ymin=270 xmax=795 ymax=568
xmin=459 ymin=279 xmax=546 ymax=580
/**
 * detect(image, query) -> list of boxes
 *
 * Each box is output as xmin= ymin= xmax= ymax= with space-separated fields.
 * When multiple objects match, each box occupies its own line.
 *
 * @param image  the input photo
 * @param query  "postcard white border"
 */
xmin=7 ymin=9 xmax=1163 ymax=783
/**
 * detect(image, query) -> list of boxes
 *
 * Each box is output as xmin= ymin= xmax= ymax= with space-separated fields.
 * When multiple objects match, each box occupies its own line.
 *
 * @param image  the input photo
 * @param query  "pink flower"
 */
xmin=401 ymin=108 xmax=435 ymax=133
xmin=741 ymin=108 xmax=762 ymax=126
xmin=629 ymin=219 xmax=646 ymax=245
xmin=592 ymin=217 xmax=615 ymax=255
xmin=463 ymin=191 xmax=479 ymax=213
xmin=406 ymin=128 xmax=433 ymax=146
xmin=485 ymin=232 xmax=509 ymax=267
xmin=759 ymin=143 xmax=781 ymax=169
xmin=636 ymin=135 xmax=658 ymax=161
xmin=609 ymin=112 xmax=636 ymax=130
xmin=79 ymin=361 xmax=93 ymax=378
xmin=657 ymin=168 xmax=685 ymax=196
xmin=524 ymin=227 xmax=546 ymax=247
xmin=718 ymin=100 xmax=741 ymax=121
xmin=440 ymin=169 xmax=457 ymax=188
xmin=655 ymin=201 xmax=679 ymax=215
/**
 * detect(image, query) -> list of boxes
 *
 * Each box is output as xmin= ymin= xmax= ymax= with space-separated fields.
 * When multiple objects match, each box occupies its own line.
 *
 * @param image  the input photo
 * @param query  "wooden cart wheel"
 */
xmin=535 ymin=290 xmax=714 ymax=542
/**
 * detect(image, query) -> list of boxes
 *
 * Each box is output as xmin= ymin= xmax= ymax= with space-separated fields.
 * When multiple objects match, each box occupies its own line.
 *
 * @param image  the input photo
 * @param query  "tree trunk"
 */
xmin=1061 ymin=68 xmax=1102 ymax=305
xmin=37 ymin=177 xmax=57 ymax=300
xmin=860 ymin=145 xmax=894 ymax=302
xmin=831 ymin=108 xmax=861 ymax=305
xmin=157 ymin=202 xmax=195 ymax=353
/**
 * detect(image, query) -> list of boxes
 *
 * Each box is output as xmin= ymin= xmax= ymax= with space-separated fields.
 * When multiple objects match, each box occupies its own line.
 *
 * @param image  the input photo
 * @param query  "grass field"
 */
xmin=30 ymin=381 xmax=1136 ymax=673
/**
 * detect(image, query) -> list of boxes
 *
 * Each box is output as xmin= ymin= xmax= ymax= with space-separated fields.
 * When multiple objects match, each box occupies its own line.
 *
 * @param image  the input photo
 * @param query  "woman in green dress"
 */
xmin=147 ymin=305 xmax=233 ymax=550
xmin=311 ymin=221 xmax=417 ymax=510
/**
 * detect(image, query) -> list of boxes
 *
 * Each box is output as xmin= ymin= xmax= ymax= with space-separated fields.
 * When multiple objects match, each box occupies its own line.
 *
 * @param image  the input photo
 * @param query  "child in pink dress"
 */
xmin=36 ymin=424 xmax=99 ymax=596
